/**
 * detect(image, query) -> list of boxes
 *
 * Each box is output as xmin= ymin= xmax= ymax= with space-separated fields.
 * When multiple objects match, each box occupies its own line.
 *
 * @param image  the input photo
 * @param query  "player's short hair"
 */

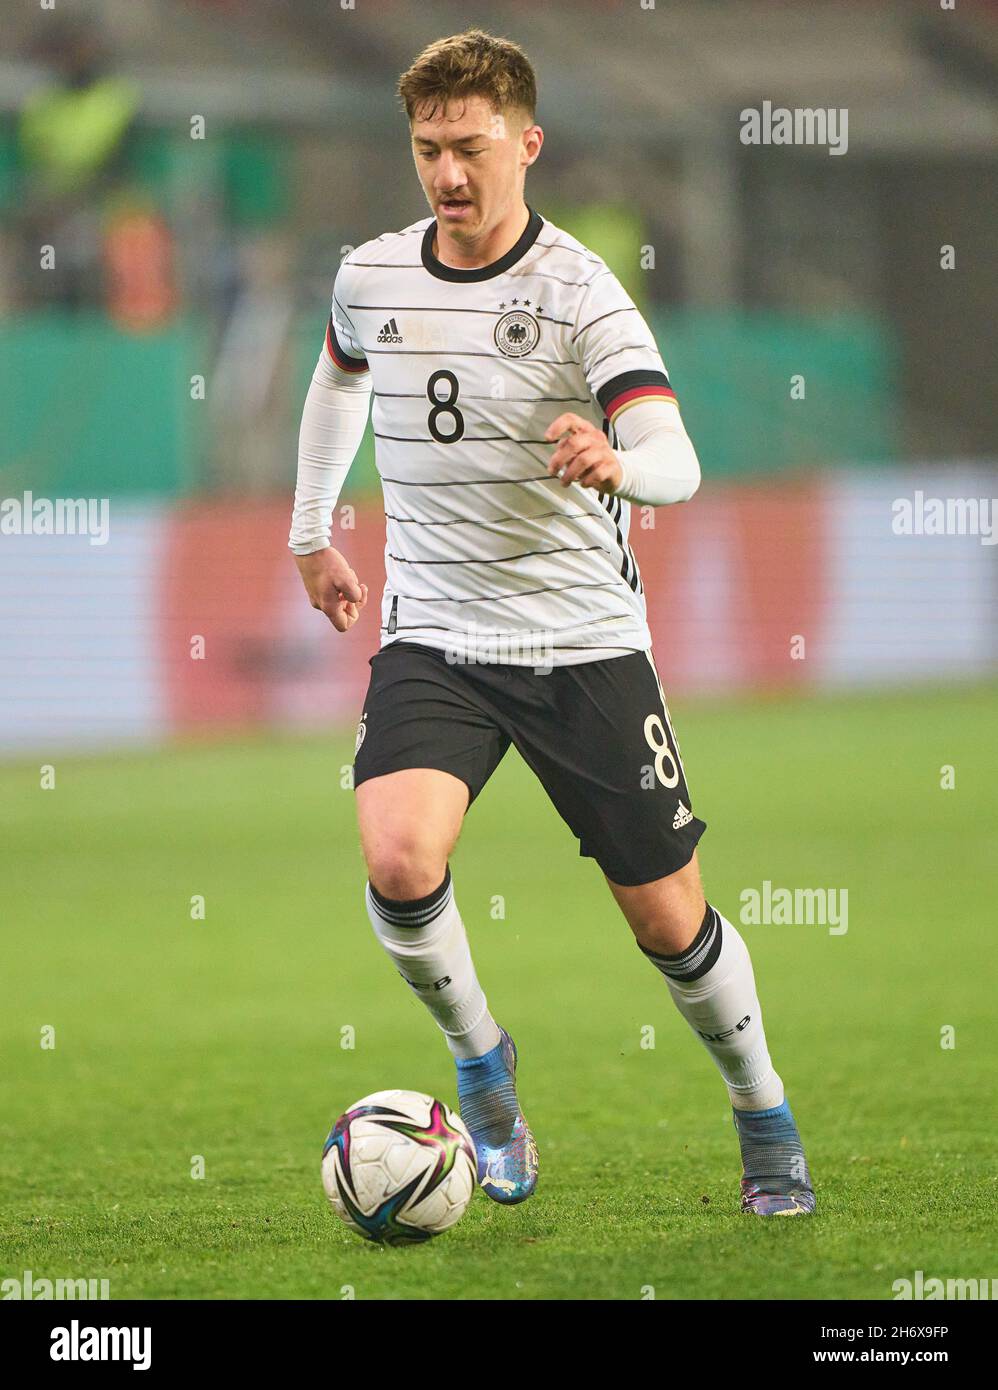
xmin=398 ymin=28 xmax=537 ymax=127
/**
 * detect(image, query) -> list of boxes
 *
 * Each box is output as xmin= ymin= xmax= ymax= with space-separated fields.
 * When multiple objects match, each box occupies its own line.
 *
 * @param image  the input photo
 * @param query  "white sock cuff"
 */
xmin=365 ymin=872 xmax=454 ymax=944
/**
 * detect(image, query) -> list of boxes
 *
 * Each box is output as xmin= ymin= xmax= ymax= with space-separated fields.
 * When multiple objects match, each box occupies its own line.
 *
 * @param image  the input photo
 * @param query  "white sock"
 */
xmin=641 ymin=905 xmax=785 ymax=1112
xmin=365 ymin=868 xmax=501 ymax=1060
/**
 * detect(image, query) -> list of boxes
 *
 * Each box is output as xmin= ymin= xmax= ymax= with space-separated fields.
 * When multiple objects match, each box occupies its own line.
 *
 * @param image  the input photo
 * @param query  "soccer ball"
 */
xmin=322 ymin=1089 xmax=478 ymax=1245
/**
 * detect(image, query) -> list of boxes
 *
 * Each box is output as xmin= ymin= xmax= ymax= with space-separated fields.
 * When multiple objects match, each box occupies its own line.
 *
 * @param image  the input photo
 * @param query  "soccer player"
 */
xmin=290 ymin=30 xmax=814 ymax=1216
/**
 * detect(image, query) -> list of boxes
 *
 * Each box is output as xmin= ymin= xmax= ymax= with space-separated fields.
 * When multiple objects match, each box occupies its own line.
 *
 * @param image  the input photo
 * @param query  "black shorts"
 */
xmin=352 ymin=642 xmax=707 ymax=886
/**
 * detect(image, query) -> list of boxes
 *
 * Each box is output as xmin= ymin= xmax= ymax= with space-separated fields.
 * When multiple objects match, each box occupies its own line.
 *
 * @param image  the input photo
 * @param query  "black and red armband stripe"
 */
xmin=597 ymin=369 xmax=677 ymax=424
xmin=325 ymin=313 xmax=369 ymax=374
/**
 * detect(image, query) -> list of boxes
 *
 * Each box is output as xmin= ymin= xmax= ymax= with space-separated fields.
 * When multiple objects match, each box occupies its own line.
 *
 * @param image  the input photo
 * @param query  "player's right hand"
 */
xmin=294 ymin=547 xmax=368 ymax=632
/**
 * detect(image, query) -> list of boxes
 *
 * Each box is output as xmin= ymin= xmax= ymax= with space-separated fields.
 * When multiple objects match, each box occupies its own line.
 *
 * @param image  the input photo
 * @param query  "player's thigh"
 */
xmin=356 ymin=767 xmax=469 ymax=899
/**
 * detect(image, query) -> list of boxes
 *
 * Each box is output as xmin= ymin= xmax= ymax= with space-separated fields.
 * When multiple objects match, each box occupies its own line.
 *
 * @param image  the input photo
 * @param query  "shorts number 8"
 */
xmin=643 ymin=713 xmax=680 ymax=789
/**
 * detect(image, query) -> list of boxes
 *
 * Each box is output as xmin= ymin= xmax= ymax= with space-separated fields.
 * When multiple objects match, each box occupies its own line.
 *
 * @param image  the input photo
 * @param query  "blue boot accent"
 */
xmin=733 ymin=1099 xmax=816 ymax=1216
xmin=456 ymin=1030 xmax=538 ymax=1205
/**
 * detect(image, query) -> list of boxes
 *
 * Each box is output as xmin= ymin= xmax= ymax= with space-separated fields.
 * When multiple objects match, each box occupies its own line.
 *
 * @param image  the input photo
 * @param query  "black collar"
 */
xmin=421 ymin=205 xmax=543 ymax=282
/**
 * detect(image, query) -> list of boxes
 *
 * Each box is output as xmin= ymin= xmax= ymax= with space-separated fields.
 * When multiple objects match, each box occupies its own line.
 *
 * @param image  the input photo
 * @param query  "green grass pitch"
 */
xmin=2 ymin=683 xmax=995 ymax=1300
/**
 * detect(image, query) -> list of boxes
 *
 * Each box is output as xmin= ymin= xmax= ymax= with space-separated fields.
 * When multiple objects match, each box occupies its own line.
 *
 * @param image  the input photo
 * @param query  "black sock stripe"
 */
xmin=639 ymin=904 xmax=723 ymax=981
xmin=367 ymin=867 xmax=452 ymax=928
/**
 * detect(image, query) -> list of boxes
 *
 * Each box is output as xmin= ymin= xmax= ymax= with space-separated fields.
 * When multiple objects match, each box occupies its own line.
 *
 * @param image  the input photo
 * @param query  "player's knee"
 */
xmin=640 ymin=893 xmax=707 ymax=956
xmin=365 ymin=842 xmax=448 ymax=903
xmin=611 ymin=856 xmax=707 ymax=955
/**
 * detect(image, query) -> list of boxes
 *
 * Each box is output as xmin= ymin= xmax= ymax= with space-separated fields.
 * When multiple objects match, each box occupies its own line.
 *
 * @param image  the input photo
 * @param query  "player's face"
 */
xmin=410 ymin=95 xmax=538 ymax=241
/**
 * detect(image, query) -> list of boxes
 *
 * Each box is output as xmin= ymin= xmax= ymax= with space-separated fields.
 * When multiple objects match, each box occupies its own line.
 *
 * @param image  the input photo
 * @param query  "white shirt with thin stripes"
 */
xmin=292 ymin=207 xmax=692 ymax=667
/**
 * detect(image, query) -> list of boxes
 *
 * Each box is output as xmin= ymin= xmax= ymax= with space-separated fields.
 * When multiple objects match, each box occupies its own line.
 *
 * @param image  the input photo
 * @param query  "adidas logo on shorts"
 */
xmin=377 ymin=316 xmax=403 ymax=344
xmin=673 ymin=801 xmax=693 ymax=829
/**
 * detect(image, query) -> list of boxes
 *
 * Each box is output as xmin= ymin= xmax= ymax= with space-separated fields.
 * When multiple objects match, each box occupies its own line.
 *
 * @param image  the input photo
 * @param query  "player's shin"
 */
xmin=365 ymin=868 xmax=501 ymax=1060
xmin=640 ymin=904 xmax=785 ymax=1112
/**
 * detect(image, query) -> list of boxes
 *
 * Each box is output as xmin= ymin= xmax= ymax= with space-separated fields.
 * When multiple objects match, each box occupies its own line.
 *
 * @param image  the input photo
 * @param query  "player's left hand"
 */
xmin=544 ymin=413 xmax=623 ymax=493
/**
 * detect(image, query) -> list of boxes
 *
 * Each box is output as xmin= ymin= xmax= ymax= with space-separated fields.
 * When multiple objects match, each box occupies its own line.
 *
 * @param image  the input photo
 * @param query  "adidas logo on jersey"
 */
xmin=673 ymin=801 xmax=693 ymax=829
xmin=377 ymin=317 xmax=403 ymax=344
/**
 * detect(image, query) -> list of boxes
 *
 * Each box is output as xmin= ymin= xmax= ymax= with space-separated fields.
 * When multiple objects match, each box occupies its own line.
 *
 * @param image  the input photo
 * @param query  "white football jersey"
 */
xmin=326 ymin=206 xmax=679 ymax=666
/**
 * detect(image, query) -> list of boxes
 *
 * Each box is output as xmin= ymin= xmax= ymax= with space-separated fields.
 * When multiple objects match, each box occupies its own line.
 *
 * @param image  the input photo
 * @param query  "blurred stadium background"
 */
xmin=1 ymin=0 xmax=996 ymax=751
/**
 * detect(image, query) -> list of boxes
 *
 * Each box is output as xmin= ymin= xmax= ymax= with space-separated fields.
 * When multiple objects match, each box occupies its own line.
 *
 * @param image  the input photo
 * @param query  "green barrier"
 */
xmin=0 ymin=312 xmax=206 ymax=497
xmin=0 ymin=306 xmax=895 ymax=501
xmin=650 ymin=309 xmax=899 ymax=476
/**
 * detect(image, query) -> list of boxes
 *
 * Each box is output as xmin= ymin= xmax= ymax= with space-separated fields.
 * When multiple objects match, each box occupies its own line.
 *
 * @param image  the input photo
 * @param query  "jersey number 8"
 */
xmin=427 ymin=370 xmax=465 ymax=443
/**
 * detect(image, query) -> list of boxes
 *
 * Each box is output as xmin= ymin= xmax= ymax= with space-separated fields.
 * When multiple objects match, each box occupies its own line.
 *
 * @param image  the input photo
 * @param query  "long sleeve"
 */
xmin=288 ymin=348 xmax=372 ymax=555
xmin=571 ymin=264 xmax=700 ymax=507
xmin=289 ymin=258 xmax=373 ymax=555
xmin=610 ymin=397 xmax=701 ymax=507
